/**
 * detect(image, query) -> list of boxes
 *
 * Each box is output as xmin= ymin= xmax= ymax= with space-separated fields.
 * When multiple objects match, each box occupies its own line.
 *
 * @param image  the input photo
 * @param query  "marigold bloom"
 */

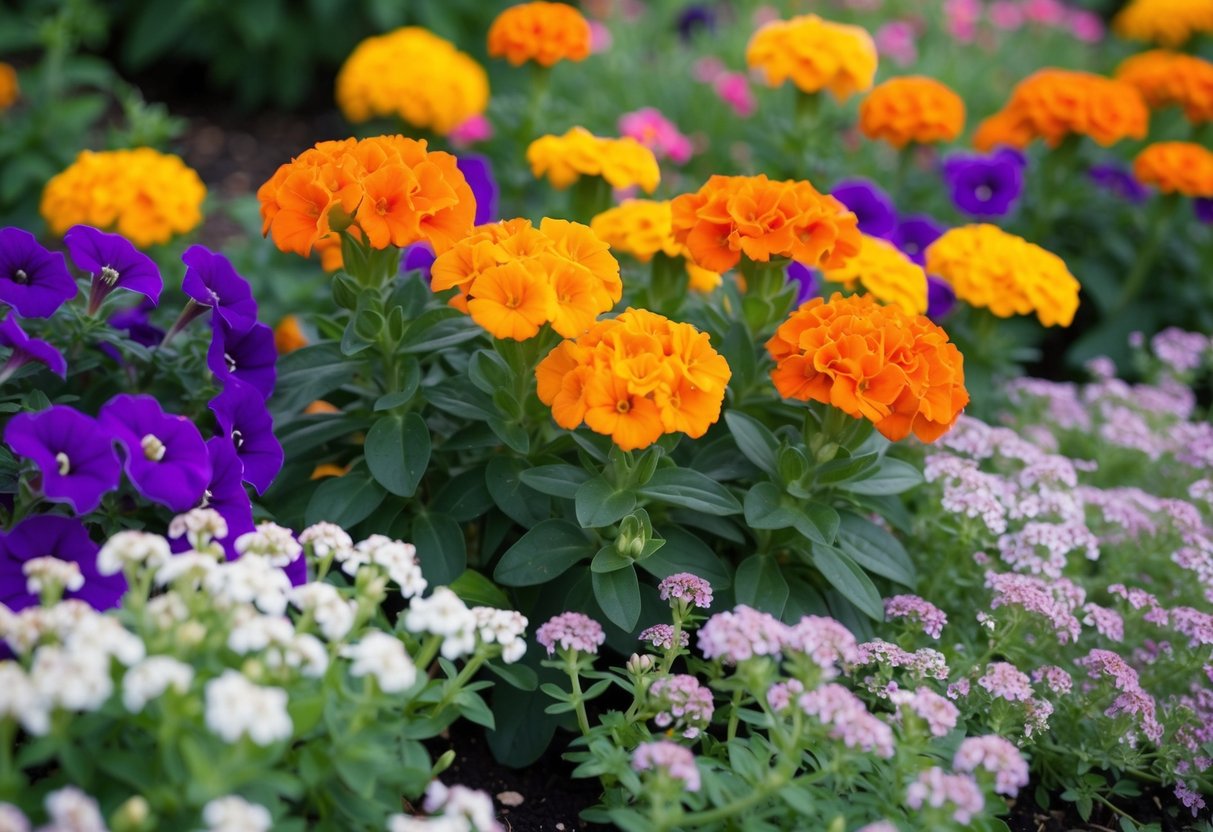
xmin=767 ymin=293 xmax=968 ymax=443
xmin=536 ymin=309 xmax=730 ymax=451
xmin=0 ymin=63 xmax=18 ymax=111
xmin=670 ymin=174 xmax=861 ymax=273
xmin=859 ymin=77 xmax=965 ymax=149
xmin=488 ymin=2 xmax=591 ymax=67
xmin=1116 ymin=50 xmax=1213 ymax=125
xmin=1133 ymin=142 xmax=1213 ymax=197
xmin=527 ymin=127 xmax=660 ymax=193
xmin=257 ymin=136 xmax=476 ymax=260
xmin=591 ymin=200 xmax=722 ymax=292
xmin=1114 ymin=0 xmax=1213 ymax=46
xmin=40 ymin=149 xmax=205 ymax=247
xmin=821 ymin=234 xmax=928 ymax=315
xmin=273 ymin=316 xmax=308 ymax=354
xmin=746 ymin=14 xmax=878 ymax=102
xmin=925 ymin=224 xmax=1080 ymax=327
xmin=973 ymin=70 xmax=1148 ymax=150
xmin=337 ymin=28 xmax=489 ymax=135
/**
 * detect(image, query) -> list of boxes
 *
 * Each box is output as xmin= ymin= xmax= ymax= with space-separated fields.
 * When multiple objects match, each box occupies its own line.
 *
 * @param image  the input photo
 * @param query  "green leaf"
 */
xmin=837 ymin=457 xmax=923 ymax=496
xmin=734 ymin=554 xmax=789 ymax=616
xmin=834 ymin=511 xmax=915 ymax=587
xmin=374 ymin=360 xmax=421 ymax=407
xmin=468 ymin=349 xmax=515 ymax=396
xmin=271 ymin=343 xmax=354 ymax=415
xmin=487 ymin=682 xmax=559 ymax=767
xmin=412 ymin=512 xmax=466 ymax=586
xmin=637 ymin=467 xmax=742 ymax=515
xmin=423 ymin=377 xmax=496 ymax=421
xmin=305 ymin=470 xmax=387 ymax=528
xmin=593 ymin=565 xmax=641 ymax=630
xmin=485 ymin=660 xmax=538 ymax=691
xmin=398 ymin=308 xmax=481 ymax=354
xmin=494 ymin=520 xmax=593 ymax=586
xmin=591 ymin=545 xmax=633 ymax=573
xmin=742 ymin=483 xmax=838 ymax=543
xmin=432 ymin=468 xmax=494 ymax=522
xmin=811 ymin=545 xmax=884 ymax=619
xmin=486 ymin=416 xmax=529 ymax=454
xmin=641 ymin=526 xmax=732 ymax=588
xmin=278 ymin=415 xmax=365 ymax=458
xmin=575 ymin=476 xmax=636 ymax=529
xmin=449 ymin=569 xmax=511 ymax=609
xmin=485 ymin=456 xmax=550 ymax=527
xmin=724 ymin=411 xmax=779 ymax=476
xmin=365 ymin=412 xmax=430 ymax=498
xmin=519 ymin=464 xmax=591 ymax=497
xmin=813 ymin=452 xmax=880 ymax=486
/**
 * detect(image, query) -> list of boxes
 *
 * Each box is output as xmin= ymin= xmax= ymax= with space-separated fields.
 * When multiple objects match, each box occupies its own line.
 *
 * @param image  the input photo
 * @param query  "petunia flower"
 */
xmin=456 ymin=154 xmax=499 ymax=226
xmin=941 ymin=148 xmax=1026 ymax=218
xmin=0 ymin=227 xmax=77 ymax=318
xmin=0 ymin=515 xmax=126 ymax=611
xmin=109 ymin=299 xmax=166 ymax=349
xmin=171 ymin=437 xmax=255 ymax=557
xmin=785 ymin=261 xmax=821 ymax=304
xmin=173 ymin=245 xmax=258 ymax=340
xmin=1088 ymin=163 xmax=1150 ymax=204
xmin=1196 ymin=197 xmax=1213 ymax=224
xmin=63 ymin=225 xmax=162 ymax=314
xmin=890 ymin=214 xmax=945 ymax=266
xmin=830 ymin=179 xmax=898 ymax=239
xmin=927 ymin=276 xmax=957 ymax=320
xmin=4 ymin=406 xmax=121 ymax=513
xmin=208 ymin=380 xmax=283 ymax=495
xmin=99 ymin=394 xmax=212 ymax=512
xmin=400 ymin=244 xmax=436 ymax=281
xmin=0 ymin=315 xmax=66 ymax=381
xmin=208 ymin=318 xmax=277 ymax=399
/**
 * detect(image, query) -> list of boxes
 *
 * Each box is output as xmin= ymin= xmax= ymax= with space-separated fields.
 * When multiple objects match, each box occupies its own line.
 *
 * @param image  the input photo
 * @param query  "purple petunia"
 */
xmin=109 ymin=299 xmax=165 ymax=349
xmin=1195 ymin=197 xmax=1213 ymax=224
xmin=927 ymin=276 xmax=957 ymax=320
xmin=99 ymin=394 xmax=212 ymax=512
xmin=0 ymin=515 xmax=126 ymax=611
xmin=830 ymin=179 xmax=897 ymax=239
xmin=890 ymin=215 xmax=945 ymax=266
xmin=401 ymin=244 xmax=437 ymax=281
xmin=785 ymin=261 xmax=820 ymax=304
xmin=207 ymin=436 xmax=255 ymax=550
xmin=208 ymin=380 xmax=283 ymax=495
xmin=941 ymin=148 xmax=1026 ymax=218
xmin=4 ymin=406 xmax=122 ymax=514
xmin=179 ymin=245 xmax=258 ymax=334
xmin=64 ymin=225 xmax=162 ymax=314
xmin=456 ymin=154 xmax=500 ymax=226
xmin=0 ymin=315 xmax=66 ymax=381
xmin=1088 ymin=164 xmax=1149 ymax=204
xmin=0 ymin=227 xmax=77 ymax=318
xmin=208 ymin=318 xmax=277 ymax=399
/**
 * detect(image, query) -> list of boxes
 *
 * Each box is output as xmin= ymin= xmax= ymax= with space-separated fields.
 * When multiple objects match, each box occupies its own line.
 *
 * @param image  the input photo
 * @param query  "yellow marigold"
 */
xmin=535 ymin=308 xmax=731 ymax=451
xmin=925 ymin=224 xmax=1080 ymax=327
xmin=336 ymin=27 xmax=489 ymax=135
xmin=40 ymin=148 xmax=205 ymax=247
xmin=1114 ymin=0 xmax=1213 ymax=46
xmin=1116 ymin=50 xmax=1213 ymax=124
xmin=670 ymin=174 xmax=861 ymax=274
xmin=859 ymin=77 xmax=965 ymax=149
xmin=527 ymin=127 xmax=660 ymax=193
xmin=746 ymin=14 xmax=878 ymax=102
xmin=591 ymin=200 xmax=724 ymax=293
xmin=973 ymin=70 xmax=1149 ymax=151
xmin=430 ymin=217 xmax=621 ymax=340
xmin=257 ymin=135 xmax=476 ymax=259
xmin=767 ymin=293 xmax=968 ymax=443
xmin=488 ymin=1 xmax=591 ymax=67
xmin=0 ymin=62 xmax=18 ymax=111
xmin=1133 ymin=141 xmax=1213 ymax=196
xmin=821 ymin=234 xmax=927 ymax=315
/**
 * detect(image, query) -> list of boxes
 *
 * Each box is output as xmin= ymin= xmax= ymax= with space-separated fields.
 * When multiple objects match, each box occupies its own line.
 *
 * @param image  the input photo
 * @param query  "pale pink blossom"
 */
xmin=535 ymin=612 xmax=605 ymax=656
xmin=449 ymin=115 xmax=493 ymax=148
xmin=954 ymin=735 xmax=1030 ymax=796
xmin=874 ymin=21 xmax=918 ymax=67
xmin=905 ymin=767 xmax=984 ymax=823
xmin=714 ymin=72 xmax=756 ymax=118
xmin=632 ymin=741 xmax=700 ymax=791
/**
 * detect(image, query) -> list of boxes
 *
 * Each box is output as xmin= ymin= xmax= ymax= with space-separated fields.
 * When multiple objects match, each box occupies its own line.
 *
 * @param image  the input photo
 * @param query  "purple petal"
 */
xmin=926 ymin=275 xmax=957 ymax=320
xmin=401 ymin=244 xmax=436 ymax=281
xmin=785 ymin=261 xmax=820 ymax=304
xmin=5 ymin=405 xmax=122 ymax=514
xmin=456 ymin=155 xmax=500 ymax=226
xmin=1089 ymin=164 xmax=1150 ymax=204
xmin=64 ymin=225 xmax=162 ymax=306
xmin=181 ymin=245 xmax=258 ymax=333
xmin=891 ymin=215 xmax=945 ymax=266
xmin=209 ymin=380 xmax=283 ymax=495
xmin=829 ymin=179 xmax=897 ymax=239
xmin=172 ymin=437 xmax=256 ymax=557
xmin=208 ymin=318 xmax=277 ymax=399
xmin=1196 ymin=197 xmax=1213 ymax=224
xmin=0 ymin=228 xmax=77 ymax=318
xmin=0 ymin=315 xmax=66 ymax=378
xmin=940 ymin=151 xmax=1024 ymax=218
xmin=99 ymin=394 xmax=212 ymax=512
xmin=0 ymin=515 xmax=125 ymax=611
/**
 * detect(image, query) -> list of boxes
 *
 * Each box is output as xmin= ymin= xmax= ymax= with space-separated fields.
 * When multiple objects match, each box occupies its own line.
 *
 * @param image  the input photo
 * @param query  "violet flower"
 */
xmin=172 ymin=437 xmax=255 ymax=557
xmin=400 ymin=244 xmax=436 ymax=281
xmin=785 ymin=261 xmax=820 ymax=304
xmin=4 ymin=406 xmax=121 ymax=513
xmin=677 ymin=5 xmax=716 ymax=40
xmin=0 ymin=315 xmax=66 ymax=381
xmin=208 ymin=319 xmax=277 ymax=400
xmin=109 ymin=300 xmax=165 ymax=349
xmin=209 ymin=380 xmax=283 ymax=495
xmin=456 ymin=154 xmax=500 ymax=226
xmin=891 ymin=215 xmax=945 ymax=266
xmin=0 ymin=227 xmax=77 ymax=318
xmin=0 ymin=515 xmax=126 ymax=611
xmin=830 ymin=180 xmax=897 ymax=239
xmin=927 ymin=276 xmax=957 ymax=320
xmin=99 ymin=394 xmax=212 ymax=512
xmin=1088 ymin=164 xmax=1149 ymax=204
xmin=1194 ymin=197 xmax=1213 ymax=224
xmin=941 ymin=148 xmax=1026 ymax=218
xmin=63 ymin=225 xmax=161 ymax=314
xmin=170 ymin=245 xmax=258 ymax=341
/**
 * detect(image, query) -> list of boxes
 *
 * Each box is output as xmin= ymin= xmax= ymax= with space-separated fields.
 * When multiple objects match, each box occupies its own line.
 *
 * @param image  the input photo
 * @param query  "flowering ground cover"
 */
xmin=0 ymin=0 xmax=1212 ymax=829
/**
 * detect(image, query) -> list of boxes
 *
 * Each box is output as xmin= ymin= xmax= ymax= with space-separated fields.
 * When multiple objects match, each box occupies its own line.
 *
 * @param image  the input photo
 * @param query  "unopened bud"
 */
xmin=111 ymin=796 xmax=150 ymax=832
xmin=626 ymin=653 xmax=654 ymax=675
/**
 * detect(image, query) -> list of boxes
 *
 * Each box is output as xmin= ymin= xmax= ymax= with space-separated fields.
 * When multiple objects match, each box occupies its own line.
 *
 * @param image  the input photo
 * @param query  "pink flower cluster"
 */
xmin=1150 ymin=328 xmax=1211 ymax=376
xmin=658 ymin=572 xmax=713 ymax=609
xmin=784 ymin=615 xmax=860 ymax=677
xmin=648 ymin=674 xmax=714 ymax=739
xmin=890 ymin=687 xmax=960 ymax=737
xmin=905 ymin=767 xmax=985 ymax=824
xmin=618 ymin=108 xmax=693 ymax=164
xmin=855 ymin=640 xmax=950 ymax=681
xmin=638 ymin=623 xmax=688 ymax=650
xmin=535 ymin=611 xmax=606 ymax=657
xmin=1031 ymin=665 xmax=1072 ymax=695
xmin=697 ymin=605 xmax=787 ymax=664
xmin=632 ymin=740 xmax=700 ymax=791
xmin=766 ymin=679 xmax=804 ymax=712
xmin=946 ymin=0 xmax=1104 ymax=43
xmin=985 ymin=571 xmax=1082 ymax=643
xmin=798 ymin=684 xmax=895 ymax=758
xmin=884 ymin=594 xmax=947 ymax=639
xmin=692 ymin=58 xmax=756 ymax=118
xmin=1078 ymin=649 xmax=1164 ymax=744
xmin=954 ymin=735 xmax=1030 ymax=796
xmin=977 ymin=662 xmax=1033 ymax=703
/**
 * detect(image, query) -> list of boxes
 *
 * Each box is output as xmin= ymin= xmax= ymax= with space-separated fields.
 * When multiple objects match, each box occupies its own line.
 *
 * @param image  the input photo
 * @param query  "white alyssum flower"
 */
xmin=298 ymin=523 xmax=353 ymax=561
xmin=424 ymin=781 xmax=503 ymax=832
xmin=0 ymin=662 xmax=48 ymax=736
xmin=404 ymin=588 xmax=477 ymax=660
xmin=265 ymin=633 xmax=329 ymax=679
xmin=30 ymin=645 xmax=113 ymax=714
xmin=227 ymin=612 xmax=296 ymax=654
xmin=63 ymin=615 xmax=145 ymax=666
xmin=44 ymin=786 xmax=106 ymax=832
xmin=234 ymin=522 xmax=302 ymax=567
xmin=204 ymin=557 xmax=292 ymax=615
xmin=289 ymin=583 xmax=357 ymax=641
xmin=146 ymin=592 xmax=189 ymax=630
xmin=97 ymin=530 xmax=172 ymax=576
xmin=341 ymin=632 xmax=417 ymax=693
xmin=204 ymin=670 xmax=292 ymax=746
xmin=168 ymin=508 xmax=229 ymax=552
xmin=345 ymin=535 xmax=427 ymax=598
xmin=122 ymin=656 xmax=194 ymax=712
xmin=472 ymin=607 xmax=528 ymax=664
xmin=155 ymin=552 xmax=221 ymax=588
xmin=0 ymin=802 xmax=29 ymax=832
xmin=201 ymin=795 xmax=273 ymax=832
xmin=0 ymin=602 xmax=87 ymax=655
xmin=22 ymin=557 xmax=84 ymax=596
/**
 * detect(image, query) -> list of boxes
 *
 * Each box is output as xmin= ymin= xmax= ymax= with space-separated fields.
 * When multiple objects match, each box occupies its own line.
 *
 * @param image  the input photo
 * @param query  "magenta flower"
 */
xmin=648 ymin=674 xmax=714 ymax=738
xmin=208 ymin=380 xmax=283 ymax=495
xmin=535 ymin=611 xmax=605 ymax=656
xmin=5 ymin=406 xmax=121 ymax=514
xmin=0 ymin=315 xmax=66 ymax=381
xmin=0 ymin=227 xmax=77 ymax=318
xmin=100 ymin=394 xmax=212 ymax=512
xmin=448 ymin=114 xmax=493 ymax=149
xmin=657 ymin=572 xmax=713 ymax=608
xmin=619 ymin=108 xmax=694 ymax=165
xmin=713 ymin=72 xmax=757 ymax=118
xmin=632 ymin=741 xmax=701 ymax=791
xmin=208 ymin=319 xmax=277 ymax=399
xmin=0 ymin=515 xmax=126 ymax=611
xmin=638 ymin=623 xmax=688 ymax=650
xmin=63 ymin=225 xmax=161 ymax=314
xmin=874 ymin=21 xmax=918 ymax=67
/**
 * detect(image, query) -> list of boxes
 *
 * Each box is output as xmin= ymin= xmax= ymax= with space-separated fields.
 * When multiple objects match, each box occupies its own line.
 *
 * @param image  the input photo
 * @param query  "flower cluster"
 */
xmin=1133 ymin=142 xmax=1213 ymax=197
xmin=429 ymin=217 xmax=621 ymax=340
xmin=590 ymin=200 xmax=721 ymax=292
xmin=336 ymin=28 xmax=489 ymax=135
xmin=618 ymin=108 xmax=693 ymax=164
xmin=1116 ymin=50 xmax=1213 ymax=125
xmin=536 ymin=611 xmax=605 ymax=656
xmin=858 ymin=76 xmax=966 ymax=149
xmin=487 ymin=1 xmax=591 ymax=67
xmin=526 ymin=127 xmax=660 ymax=193
xmin=925 ymin=224 xmax=1080 ymax=327
xmin=767 ymin=293 xmax=969 ymax=443
xmin=819 ymin=233 xmax=928 ymax=314
xmin=40 ymin=149 xmax=206 ymax=247
xmin=1113 ymin=0 xmax=1213 ymax=46
xmin=745 ymin=14 xmax=878 ymax=102
xmin=535 ymin=308 xmax=730 ymax=450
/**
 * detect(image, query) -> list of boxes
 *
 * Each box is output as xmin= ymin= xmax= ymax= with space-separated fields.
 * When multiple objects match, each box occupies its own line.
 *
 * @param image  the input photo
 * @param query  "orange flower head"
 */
xmin=527 ymin=127 xmax=660 ymax=193
xmin=1133 ymin=141 xmax=1213 ymax=197
xmin=821 ymin=234 xmax=928 ymax=315
xmin=746 ymin=14 xmax=878 ymax=102
xmin=1116 ymin=51 xmax=1213 ymax=125
xmin=859 ymin=77 xmax=965 ymax=149
xmin=0 ymin=62 xmax=18 ymax=111
xmin=488 ymin=2 xmax=592 ymax=67
xmin=925 ymin=225 xmax=1080 ymax=327
xmin=274 ymin=316 xmax=309 ymax=354
xmin=591 ymin=199 xmax=725 ymax=293
xmin=767 ymin=293 xmax=968 ymax=443
xmin=1114 ymin=0 xmax=1213 ymax=46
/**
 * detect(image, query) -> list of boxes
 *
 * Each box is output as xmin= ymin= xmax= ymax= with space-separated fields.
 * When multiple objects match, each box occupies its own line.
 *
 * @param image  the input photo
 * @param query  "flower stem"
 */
xmin=1114 ymin=194 xmax=1179 ymax=313
xmin=565 ymin=657 xmax=593 ymax=737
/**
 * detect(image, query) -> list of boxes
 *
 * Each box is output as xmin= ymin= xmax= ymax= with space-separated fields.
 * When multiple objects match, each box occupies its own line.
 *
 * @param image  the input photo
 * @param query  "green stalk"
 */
xmin=1114 ymin=194 xmax=1180 ymax=313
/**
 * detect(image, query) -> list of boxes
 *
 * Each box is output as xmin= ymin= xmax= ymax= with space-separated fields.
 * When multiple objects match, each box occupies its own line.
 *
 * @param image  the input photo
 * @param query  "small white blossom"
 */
xmin=0 ymin=803 xmax=28 ymax=832
xmin=22 ymin=557 xmax=84 ymax=596
xmin=204 ymin=670 xmax=292 ymax=746
xmin=266 ymin=633 xmax=329 ymax=679
xmin=97 ymin=530 xmax=172 ymax=576
xmin=404 ymin=588 xmax=477 ymax=660
xmin=298 ymin=523 xmax=353 ymax=560
xmin=289 ymin=583 xmax=357 ymax=641
xmin=44 ymin=786 xmax=106 ymax=832
xmin=342 ymin=632 xmax=417 ymax=693
xmin=204 ymin=558 xmax=292 ymax=615
xmin=168 ymin=509 xmax=229 ymax=552
xmin=202 ymin=795 xmax=272 ymax=832
xmin=0 ymin=662 xmax=48 ymax=736
xmin=227 ymin=613 xmax=296 ymax=654
xmin=146 ymin=592 xmax=189 ymax=630
xmin=234 ymin=522 xmax=302 ymax=567
xmin=155 ymin=552 xmax=221 ymax=588
xmin=347 ymin=536 xmax=426 ymax=598
xmin=122 ymin=656 xmax=194 ymax=712
xmin=30 ymin=645 xmax=113 ymax=713
xmin=472 ymin=607 xmax=528 ymax=664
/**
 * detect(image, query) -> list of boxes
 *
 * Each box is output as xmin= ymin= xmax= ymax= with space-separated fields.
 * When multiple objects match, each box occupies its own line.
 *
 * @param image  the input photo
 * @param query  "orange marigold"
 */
xmin=256 ymin=135 xmax=476 ymax=260
xmin=859 ymin=77 xmax=965 ymax=149
xmin=1114 ymin=0 xmax=1213 ymax=46
xmin=973 ymin=70 xmax=1149 ymax=151
xmin=669 ymin=174 xmax=861 ymax=274
xmin=536 ymin=308 xmax=731 ymax=451
xmin=274 ymin=315 xmax=309 ymax=354
xmin=1133 ymin=141 xmax=1213 ymax=196
xmin=430 ymin=217 xmax=621 ymax=340
xmin=746 ymin=14 xmax=878 ymax=102
xmin=1116 ymin=50 xmax=1213 ymax=124
xmin=925 ymin=225 xmax=1080 ymax=327
xmin=488 ymin=2 xmax=591 ymax=67
xmin=0 ymin=62 xmax=18 ymax=111
xmin=821 ymin=234 xmax=927 ymax=315
xmin=591 ymin=200 xmax=723 ymax=292
xmin=527 ymin=127 xmax=660 ymax=193
xmin=767 ymin=293 xmax=967 ymax=443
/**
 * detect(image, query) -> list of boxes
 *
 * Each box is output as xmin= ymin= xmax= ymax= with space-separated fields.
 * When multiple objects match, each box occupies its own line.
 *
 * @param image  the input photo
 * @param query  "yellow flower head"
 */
xmin=1116 ymin=50 xmax=1213 ymax=125
xmin=591 ymin=200 xmax=723 ymax=292
xmin=1114 ymin=0 xmax=1213 ymax=46
xmin=40 ymin=148 xmax=206 ymax=247
xmin=337 ymin=27 xmax=489 ymax=136
xmin=859 ymin=77 xmax=966 ymax=149
xmin=0 ymin=62 xmax=18 ymax=111
xmin=925 ymin=225 xmax=1080 ymax=327
xmin=527 ymin=127 xmax=660 ymax=193
xmin=746 ymin=14 xmax=878 ymax=102
xmin=1133 ymin=141 xmax=1213 ymax=197
xmin=821 ymin=234 xmax=928 ymax=315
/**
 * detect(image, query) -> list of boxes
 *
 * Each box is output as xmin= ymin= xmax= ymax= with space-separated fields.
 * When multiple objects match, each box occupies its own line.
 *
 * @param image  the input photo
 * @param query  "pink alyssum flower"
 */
xmin=891 ymin=687 xmax=960 ymax=737
xmin=783 ymin=615 xmax=859 ymax=675
xmin=766 ymin=679 xmax=804 ymax=711
xmin=978 ymin=662 xmax=1034 ymax=702
xmin=905 ymin=767 xmax=985 ymax=823
xmin=658 ymin=572 xmax=713 ymax=608
xmin=648 ymin=674 xmax=714 ymax=738
xmin=985 ymin=571 xmax=1082 ymax=643
xmin=535 ymin=612 xmax=606 ymax=657
xmin=884 ymin=594 xmax=947 ymax=639
xmin=1081 ymin=603 xmax=1125 ymax=642
xmin=618 ymin=108 xmax=693 ymax=165
xmin=1032 ymin=665 xmax=1072 ymax=694
xmin=855 ymin=640 xmax=950 ymax=680
xmin=954 ymin=735 xmax=1030 ymax=796
xmin=632 ymin=741 xmax=700 ymax=791
xmin=638 ymin=624 xmax=688 ymax=650
xmin=698 ymin=605 xmax=787 ymax=664
xmin=798 ymin=684 xmax=895 ymax=758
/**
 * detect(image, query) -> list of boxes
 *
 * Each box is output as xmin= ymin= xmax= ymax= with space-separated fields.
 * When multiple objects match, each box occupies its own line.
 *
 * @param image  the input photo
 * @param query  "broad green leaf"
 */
xmin=305 ymin=471 xmax=387 ymax=528
xmin=365 ymin=412 xmax=430 ymax=498
xmin=271 ymin=343 xmax=354 ymax=415
xmin=494 ymin=520 xmax=593 ymax=585
xmin=278 ymin=415 xmax=364 ymax=458
xmin=813 ymin=452 xmax=880 ymax=486
xmin=449 ymin=569 xmax=511 ymax=609
xmin=811 ymin=545 xmax=884 ymax=619
xmin=591 ymin=545 xmax=633 ymax=573
xmin=485 ymin=456 xmax=550 ymax=527
xmin=592 ymin=565 xmax=641 ymax=630
xmin=432 ymin=468 xmax=494 ymax=522
xmin=485 ymin=660 xmax=538 ymax=691
xmin=835 ymin=511 xmax=915 ymax=587
xmin=423 ymin=378 xmax=495 ymax=421
xmin=637 ymin=467 xmax=742 ymax=515
xmin=468 ymin=349 xmax=515 ymax=396
xmin=411 ymin=512 xmax=466 ymax=586
xmin=641 ymin=525 xmax=732 ymax=588
xmin=734 ymin=554 xmax=789 ymax=616
xmin=575 ymin=476 xmax=636 ymax=529
xmin=519 ymin=464 xmax=591 ymax=497
xmin=837 ymin=457 xmax=923 ymax=496
xmin=724 ymin=411 xmax=779 ymax=476
xmin=398 ymin=307 xmax=481 ymax=354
